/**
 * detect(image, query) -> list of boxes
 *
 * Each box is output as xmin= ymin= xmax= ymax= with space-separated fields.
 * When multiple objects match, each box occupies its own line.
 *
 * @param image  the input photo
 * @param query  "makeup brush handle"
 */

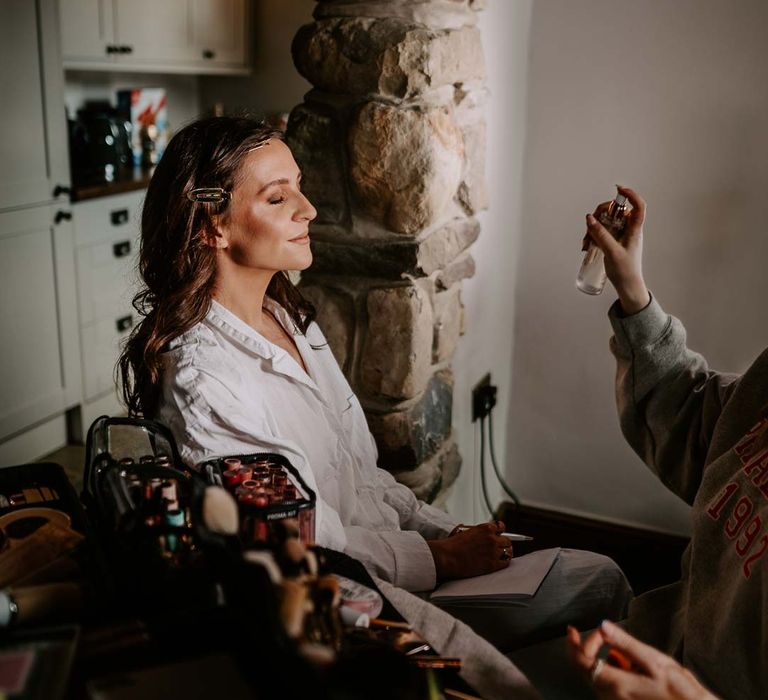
xmin=0 ymin=582 xmax=83 ymax=627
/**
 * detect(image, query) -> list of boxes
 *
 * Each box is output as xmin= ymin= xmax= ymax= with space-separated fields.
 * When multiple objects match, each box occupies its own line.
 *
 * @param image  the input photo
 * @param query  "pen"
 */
xmin=456 ymin=526 xmax=533 ymax=541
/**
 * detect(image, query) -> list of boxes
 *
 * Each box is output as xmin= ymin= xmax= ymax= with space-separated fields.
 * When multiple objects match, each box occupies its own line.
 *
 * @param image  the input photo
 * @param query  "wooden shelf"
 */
xmin=71 ymin=168 xmax=153 ymax=202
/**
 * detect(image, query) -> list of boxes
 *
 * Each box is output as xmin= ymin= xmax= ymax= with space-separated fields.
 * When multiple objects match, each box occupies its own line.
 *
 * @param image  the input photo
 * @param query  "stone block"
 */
xmin=432 ymin=286 xmax=462 ymax=364
xmin=418 ymin=218 xmax=480 ymax=275
xmin=453 ymin=87 xmax=488 ymax=215
xmin=309 ymin=238 xmax=420 ymax=278
xmin=306 ymin=216 xmax=478 ymax=279
xmin=297 ymin=282 xmax=355 ymax=373
xmin=392 ymin=438 xmax=462 ymax=502
xmin=286 ymin=103 xmax=350 ymax=227
xmin=294 ymin=18 xmax=483 ymax=98
xmin=457 ymin=118 xmax=488 ymax=214
xmin=349 ymin=101 xmax=464 ymax=235
xmin=367 ymin=370 xmax=453 ymax=469
xmin=429 ymin=441 xmax=462 ymax=507
xmin=435 ymin=251 xmax=475 ymax=290
xmin=314 ymin=1 xmax=479 ymax=31
xmin=360 ymin=284 xmax=432 ymax=399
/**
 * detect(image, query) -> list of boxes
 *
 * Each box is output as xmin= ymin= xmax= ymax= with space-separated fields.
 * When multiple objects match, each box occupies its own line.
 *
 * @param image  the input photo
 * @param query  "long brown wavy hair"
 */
xmin=118 ymin=116 xmax=316 ymax=417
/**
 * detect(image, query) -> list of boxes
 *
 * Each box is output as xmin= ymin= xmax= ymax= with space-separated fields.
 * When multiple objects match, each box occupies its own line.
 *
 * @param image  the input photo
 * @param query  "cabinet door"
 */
xmin=76 ymin=234 xmax=140 ymax=326
xmin=59 ymin=0 xmax=116 ymax=63
xmin=191 ymin=0 xmax=246 ymax=67
xmin=0 ymin=0 xmax=51 ymax=211
xmin=113 ymin=0 xmax=195 ymax=64
xmin=81 ymin=314 xmax=134 ymax=401
xmin=0 ymin=207 xmax=81 ymax=440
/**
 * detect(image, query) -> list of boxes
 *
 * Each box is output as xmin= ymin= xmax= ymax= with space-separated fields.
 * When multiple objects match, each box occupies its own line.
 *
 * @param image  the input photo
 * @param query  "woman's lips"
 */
xmin=289 ymin=234 xmax=310 ymax=245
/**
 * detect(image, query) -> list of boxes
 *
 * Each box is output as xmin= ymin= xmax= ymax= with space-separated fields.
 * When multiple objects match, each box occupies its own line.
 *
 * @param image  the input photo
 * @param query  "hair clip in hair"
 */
xmin=186 ymin=187 xmax=231 ymax=203
xmin=246 ymin=140 xmax=271 ymax=154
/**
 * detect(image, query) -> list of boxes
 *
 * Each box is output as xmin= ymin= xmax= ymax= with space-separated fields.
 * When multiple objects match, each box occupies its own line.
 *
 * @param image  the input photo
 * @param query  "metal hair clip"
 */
xmin=246 ymin=140 xmax=270 ymax=154
xmin=186 ymin=187 xmax=231 ymax=203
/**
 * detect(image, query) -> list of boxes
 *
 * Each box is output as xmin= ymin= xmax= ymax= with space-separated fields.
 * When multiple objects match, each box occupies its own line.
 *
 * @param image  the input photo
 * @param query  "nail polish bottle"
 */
xmin=576 ymin=192 xmax=628 ymax=295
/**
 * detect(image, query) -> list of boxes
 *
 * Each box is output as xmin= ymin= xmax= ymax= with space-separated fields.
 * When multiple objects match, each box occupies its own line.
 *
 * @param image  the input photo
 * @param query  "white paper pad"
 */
xmin=429 ymin=547 xmax=560 ymax=605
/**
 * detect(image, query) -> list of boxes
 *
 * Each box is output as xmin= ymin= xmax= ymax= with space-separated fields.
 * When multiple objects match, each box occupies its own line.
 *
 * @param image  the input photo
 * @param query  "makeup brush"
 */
xmin=201 ymin=486 xmax=239 ymax=536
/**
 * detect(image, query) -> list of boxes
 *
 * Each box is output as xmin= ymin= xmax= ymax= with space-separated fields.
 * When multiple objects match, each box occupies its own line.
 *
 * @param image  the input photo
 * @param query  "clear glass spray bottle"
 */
xmin=575 ymin=191 xmax=629 ymax=295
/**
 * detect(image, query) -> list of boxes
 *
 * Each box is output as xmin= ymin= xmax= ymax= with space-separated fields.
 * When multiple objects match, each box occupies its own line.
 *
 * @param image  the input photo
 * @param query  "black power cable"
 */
xmin=477 ymin=408 xmax=521 ymax=518
xmin=478 ymin=415 xmax=494 ymax=516
xmin=488 ymin=411 xmax=521 ymax=508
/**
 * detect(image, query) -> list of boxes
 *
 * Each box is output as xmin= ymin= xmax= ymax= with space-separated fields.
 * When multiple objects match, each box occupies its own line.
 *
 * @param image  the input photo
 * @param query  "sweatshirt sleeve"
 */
xmin=609 ymin=295 xmax=740 ymax=504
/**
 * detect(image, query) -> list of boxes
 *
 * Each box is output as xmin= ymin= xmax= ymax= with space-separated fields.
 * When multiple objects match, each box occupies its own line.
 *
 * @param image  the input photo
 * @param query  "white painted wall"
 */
xmin=486 ymin=0 xmax=768 ymax=535
xmin=445 ymin=1 xmax=534 ymax=524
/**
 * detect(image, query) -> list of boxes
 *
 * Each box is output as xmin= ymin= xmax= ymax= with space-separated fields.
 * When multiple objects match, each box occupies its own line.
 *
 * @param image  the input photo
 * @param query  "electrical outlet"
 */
xmin=472 ymin=373 xmax=497 ymax=422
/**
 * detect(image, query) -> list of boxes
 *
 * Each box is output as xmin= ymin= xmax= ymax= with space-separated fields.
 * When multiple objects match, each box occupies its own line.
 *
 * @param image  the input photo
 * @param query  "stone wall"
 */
xmin=287 ymin=0 xmax=487 ymax=503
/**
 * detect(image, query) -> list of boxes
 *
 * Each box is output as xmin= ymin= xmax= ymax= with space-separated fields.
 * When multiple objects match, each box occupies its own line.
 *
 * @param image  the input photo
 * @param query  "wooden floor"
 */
xmin=40 ymin=444 xmax=86 ymax=492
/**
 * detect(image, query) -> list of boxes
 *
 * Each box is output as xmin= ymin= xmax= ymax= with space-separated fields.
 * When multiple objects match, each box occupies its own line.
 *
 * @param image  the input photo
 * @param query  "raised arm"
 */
xmin=585 ymin=187 xmax=739 ymax=502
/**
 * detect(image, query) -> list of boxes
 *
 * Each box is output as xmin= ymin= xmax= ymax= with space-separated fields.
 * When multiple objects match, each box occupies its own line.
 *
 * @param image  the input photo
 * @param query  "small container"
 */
xmin=282 ymin=486 xmax=298 ymax=502
xmin=237 ymin=466 xmax=254 ymax=483
xmin=298 ymin=507 xmax=315 ymax=545
xmin=222 ymin=468 xmax=242 ymax=488
xmin=236 ymin=480 xmax=258 ymax=500
xmin=576 ymin=192 xmax=629 ymax=295
xmin=224 ymin=458 xmax=242 ymax=471
xmin=161 ymin=480 xmax=178 ymax=509
xmin=200 ymin=453 xmax=316 ymax=547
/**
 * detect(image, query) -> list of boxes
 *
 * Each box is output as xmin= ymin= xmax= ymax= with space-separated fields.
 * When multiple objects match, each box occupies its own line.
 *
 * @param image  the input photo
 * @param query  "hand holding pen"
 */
xmin=454 ymin=525 xmax=533 ymax=542
xmin=426 ymin=521 xmax=533 ymax=583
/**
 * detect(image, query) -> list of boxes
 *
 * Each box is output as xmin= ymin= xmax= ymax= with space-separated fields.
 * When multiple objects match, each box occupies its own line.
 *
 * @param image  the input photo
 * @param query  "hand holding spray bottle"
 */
xmin=576 ymin=189 xmax=629 ymax=295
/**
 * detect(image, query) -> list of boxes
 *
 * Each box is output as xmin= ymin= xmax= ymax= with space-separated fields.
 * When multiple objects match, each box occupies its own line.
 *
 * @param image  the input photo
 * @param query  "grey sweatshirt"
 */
xmin=609 ymin=296 xmax=767 ymax=699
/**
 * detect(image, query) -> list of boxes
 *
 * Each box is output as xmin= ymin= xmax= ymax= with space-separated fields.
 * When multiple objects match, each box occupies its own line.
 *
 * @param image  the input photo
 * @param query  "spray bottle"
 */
xmin=576 ymin=191 xmax=629 ymax=295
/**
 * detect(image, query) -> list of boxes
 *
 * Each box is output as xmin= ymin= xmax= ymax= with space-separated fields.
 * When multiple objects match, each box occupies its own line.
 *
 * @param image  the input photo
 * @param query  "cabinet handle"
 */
xmin=113 ymin=240 xmax=131 ymax=258
xmin=116 ymin=315 xmax=133 ymax=333
xmin=54 ymin=210 xmax=72 ymax=224
xmin=119 ymin=45 xmax=133 ymax=54
xmin=202 ymin=49 xmax=216 ymax=60
xmin=110 ymin=209 xmax=129 ymax=226
xmin=106 ymin=44 xmax=119 ymax=54
xmin=53 ymin=184 xmax=71 ymax=198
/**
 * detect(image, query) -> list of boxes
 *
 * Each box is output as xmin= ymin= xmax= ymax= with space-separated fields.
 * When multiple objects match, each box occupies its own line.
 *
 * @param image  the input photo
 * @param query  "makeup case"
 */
xmin=0 ymin=462 xmax=104 ymax=593
xmin=82 ymin=416 xmax=213 ymax=611
xmin=199 ymin=453 xmax=316 ymax=547
xmin=0 ymin=462 xmax=88 ymax=540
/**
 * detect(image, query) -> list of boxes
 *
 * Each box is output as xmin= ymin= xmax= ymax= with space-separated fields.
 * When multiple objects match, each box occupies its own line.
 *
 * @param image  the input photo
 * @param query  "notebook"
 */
xmin=429 ymin=548 xmax=560 ymax=605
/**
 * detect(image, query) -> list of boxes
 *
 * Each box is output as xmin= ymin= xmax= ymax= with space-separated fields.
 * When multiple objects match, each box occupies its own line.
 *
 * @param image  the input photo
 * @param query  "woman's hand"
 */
xmin=584 ymin=185 xmax=650 ymax=315
xmin=567 ymin=620 xmax=719 ymax=700
xmin=427 ymin=521 xmax=512 ymax=582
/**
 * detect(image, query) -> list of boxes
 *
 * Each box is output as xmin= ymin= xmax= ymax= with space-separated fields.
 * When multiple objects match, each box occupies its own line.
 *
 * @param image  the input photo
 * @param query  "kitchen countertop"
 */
xmin=71 ymin=167 xmax=153 ymax=202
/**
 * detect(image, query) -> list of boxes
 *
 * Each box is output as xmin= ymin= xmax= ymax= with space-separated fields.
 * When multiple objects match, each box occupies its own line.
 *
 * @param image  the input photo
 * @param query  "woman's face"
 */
xmin=215 ymin=139 xmax=317 ymax=274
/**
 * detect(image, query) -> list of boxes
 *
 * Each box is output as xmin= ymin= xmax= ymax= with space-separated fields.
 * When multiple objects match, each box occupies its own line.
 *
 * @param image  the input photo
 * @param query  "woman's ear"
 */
xmin=201 ymin=219 xmax=229 ymax=250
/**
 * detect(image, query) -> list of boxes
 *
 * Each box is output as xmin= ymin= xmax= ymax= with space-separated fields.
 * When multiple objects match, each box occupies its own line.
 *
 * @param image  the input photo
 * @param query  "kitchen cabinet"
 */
xmin=0 ymin=207 xmax=80 ymax=443
xmin=0 ymin=0 xmax=81 ymax=464
xmin=0 ymin=0 xmax=69 ymax=211
xmin=72 ymin=191 xmax=143 ymax=433
xmin=59 ymin=0 xmax=250 ymax=74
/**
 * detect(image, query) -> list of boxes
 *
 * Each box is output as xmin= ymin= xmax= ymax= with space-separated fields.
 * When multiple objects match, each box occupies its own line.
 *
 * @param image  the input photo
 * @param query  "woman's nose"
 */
xmin=296 ymin=191 xmax=317 ymax=222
